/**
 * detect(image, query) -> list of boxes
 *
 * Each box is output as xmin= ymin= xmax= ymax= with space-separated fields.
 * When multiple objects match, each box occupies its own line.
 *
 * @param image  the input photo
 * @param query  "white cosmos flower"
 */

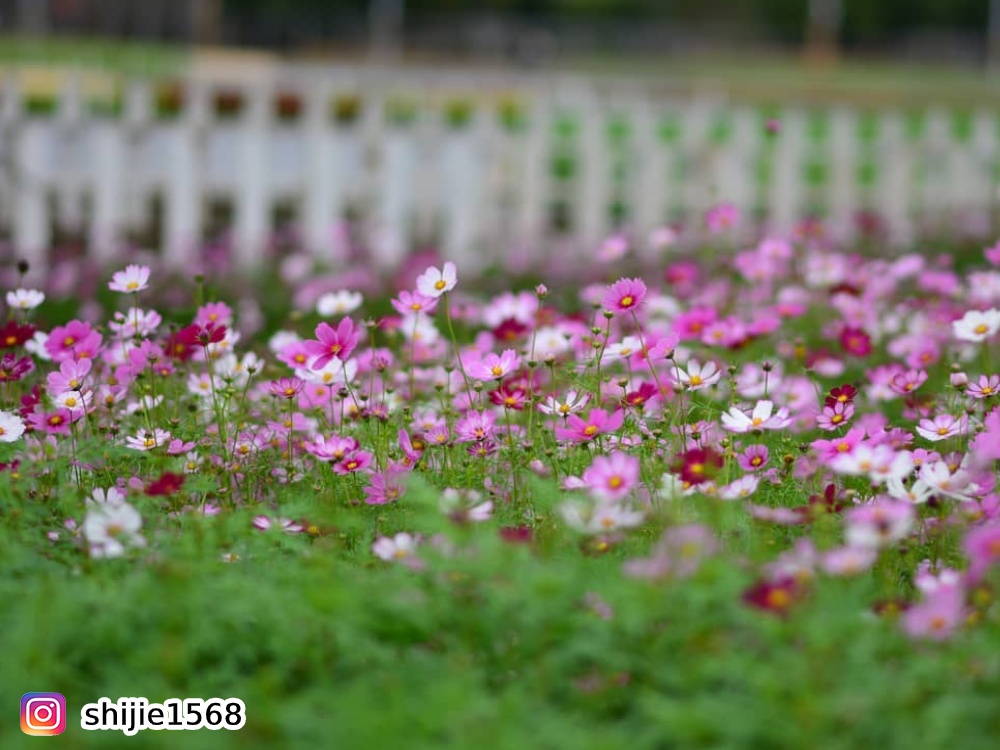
xmin=6 ymin=288 xmax=45 ymax=310
xmin=0 ymin=410 xmax=25 ymax=443
xmin=316 ymin=290 xmax=363 ymax=317
xmin=674 ymin=359 xmax=721 ymax=391
xmin=83 ymin=501 xmax=145 ymax=558
xmin=415 ymin=262 xmax=458 ymax=299
xmin=953 ymin=308 xmax=1000 ymax=343
xmin=721 ymin=400 xmax=790 ymax=433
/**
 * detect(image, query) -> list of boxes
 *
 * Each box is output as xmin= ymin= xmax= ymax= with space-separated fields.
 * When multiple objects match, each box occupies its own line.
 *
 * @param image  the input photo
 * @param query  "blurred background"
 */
xmin=1 ymin=1 xmax=1000 ymax=283
xmin=0 ymin=0 xmax=996 ymax=67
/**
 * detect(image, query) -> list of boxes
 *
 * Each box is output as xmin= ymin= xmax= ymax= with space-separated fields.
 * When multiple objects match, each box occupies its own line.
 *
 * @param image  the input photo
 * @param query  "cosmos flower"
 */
xmin=415 ymin=262 xmax=458 ymax=298
xmin=108 ymin=264 xmax=151 ymax=294
xmin=953 ymin=308 xmax=1000 ymax=343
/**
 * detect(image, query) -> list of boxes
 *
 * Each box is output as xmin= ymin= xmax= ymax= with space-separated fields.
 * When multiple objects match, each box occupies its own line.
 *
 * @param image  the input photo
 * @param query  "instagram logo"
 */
xmin=20 ymin=693 xmax=66 ymax=736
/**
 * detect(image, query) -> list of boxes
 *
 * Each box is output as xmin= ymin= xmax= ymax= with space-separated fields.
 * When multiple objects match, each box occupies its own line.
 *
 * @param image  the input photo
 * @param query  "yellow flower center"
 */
xmin=434 ymin=279 xmax=447 ymax=291
xmin=583 ymin=425 xmax=599 ymax=436
xmin=620 ymin=295 xmax=634 ymax=308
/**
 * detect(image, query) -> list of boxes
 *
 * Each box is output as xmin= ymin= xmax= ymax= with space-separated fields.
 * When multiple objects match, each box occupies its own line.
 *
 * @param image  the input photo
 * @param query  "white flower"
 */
xmin=83 ymin=501 xmax=145 ymax=558
xmin=919 ymin=460 xmax=977 ymax=502
xmin=53 ymin=390 xmax=92 ymax=414
xmin=399 ymin=313 xmax=441 ymax=346
xmin=6 ymin=288 xmax=45 ymax=310
xmin=88 ymin=487 xmax=128 ymax=508
xmin=674 ymin=359 xmax=721 ymax=391
xmin=125 ymin=429 xmax=172 ymax=451
xmin=316 ymin=290 xmax=363 ymax=317
xmin=718 ymin=475 xmax=760 ymax=500
xmin=886 ymin=477 xmax=934 ymax=504
xmin=108 ymin=264 xmax=151 ymax=294
xmin=0 ymin=410 xmax=25 ymax=443
xmin=415 ymin=262 xmax=458 ymax=299
xmin=24 ymin=331 xmax=51 ymax=361
xmin=559 ymin=500 xmax=644 ymax=534
xmin=720 ymin=400 xmax=790 ymax=433
xmin=953 ymin=308 xmax=1000 ymax=343
xmin=373 ymin=532 xmax=420 ymax=561
xmin=604 ymin=335 xmax=642 ymax=361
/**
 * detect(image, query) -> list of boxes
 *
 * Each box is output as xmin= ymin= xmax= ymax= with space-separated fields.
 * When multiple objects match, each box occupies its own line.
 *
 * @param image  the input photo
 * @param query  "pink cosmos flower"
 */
xmin=705 ymin=202 xmax=739 ymax=233
xmin=253 ymin=516 xmax=303 ymax=534
xmin=555 ymin=408 xmax=624 ymax=444
xmin=581 ymin=451 xmax=640 ymax=501
xmin=304 ymin=318 xmax=360 ymax=370
xmin=454 ymin=411 xmax=497 ymax=443
xmin=889 ymin=368 xmax=928 ymax=395
xmin=816 ymin=401 xmax=854 ymax=431
xmin=391 ymin=289 xmax=438 ymax=316
xmin=624 ymin=524 xmax=717 ymax=581
xmin=844 ymin=498 xmax=915 ymax=549
xmin=466 ymin=349 xmax=521 ymax=382
xmin=820 ymin=545 xmax=878 ymax=575
xmin=966 ymin=374 xmax=1000 ymax=400
xmin=902 ymin=578 xmax=966 ymax=641
xmin=602 ymin=277 xmax=647 ymax=314
xmin=964 ymin=524 xmax=1000 ymax=584
xmin=108 ymin=264 xmax=151 ymax=293
xmin=721 ymin=400 xmax=791 ymax=433
xmin=363 ymin=465 xmax=409 ymax=505
xmin=915 ymin=414 xmax=967 ymax=442
xmin=415 ymin=262 xmax=458 ymax=298
xmin=45 ymin=320 xmax=103 ymax=362
xmin=333 ymin=450 xmax=373 ymax=475
xmin=737 ymin=444 xmax=770 ymax=472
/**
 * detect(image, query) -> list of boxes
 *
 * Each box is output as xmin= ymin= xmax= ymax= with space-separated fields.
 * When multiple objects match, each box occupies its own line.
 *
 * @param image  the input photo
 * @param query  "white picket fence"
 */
xmin=2 ymin=65 xmax=999 ymax=277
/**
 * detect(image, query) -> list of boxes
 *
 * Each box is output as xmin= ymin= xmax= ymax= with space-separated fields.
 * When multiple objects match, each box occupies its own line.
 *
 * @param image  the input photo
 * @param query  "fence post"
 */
xmin=89 ymin=85 xmax=127 ymax=265
xmin=303 ymin=80 xmax=338 ymax=263
xmin=13 ymin=74 xmax=51 ymax=280
xmin=233 ymin=82 xmax=272 ymax=271
xmin=163 ymin=80 xmax=206 ymax=270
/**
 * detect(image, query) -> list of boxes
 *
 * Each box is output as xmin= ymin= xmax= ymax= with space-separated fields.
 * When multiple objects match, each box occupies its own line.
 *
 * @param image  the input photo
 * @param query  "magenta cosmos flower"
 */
xmin=602 ymin=277 xmax=647 ymax=315
xmin=581 ymin=451 xmax=640 ymax=501
xmin=467 ymin=349 xmax=521 ymax=382
xmin=555 ymin=408 xmax=624 ymax=444
xmin=304 ymin=318 xmax=360 ymax=370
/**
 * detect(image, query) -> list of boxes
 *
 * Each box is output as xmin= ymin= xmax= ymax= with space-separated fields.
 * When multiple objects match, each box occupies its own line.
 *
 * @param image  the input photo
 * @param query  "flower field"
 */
xmin=2 ymin=217 xmax=1000 ymax=748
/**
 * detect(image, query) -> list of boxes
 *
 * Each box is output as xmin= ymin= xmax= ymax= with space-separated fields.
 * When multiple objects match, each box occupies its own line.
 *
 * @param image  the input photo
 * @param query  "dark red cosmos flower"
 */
xmin=177 ymin=323 xmax=227 ymax=348
xmin=492 ymin=318 xmax=528 ymax=343
xmin=672 ymin=447 xmax=724 ymax=486
xmin=839 ymin=327 xmax=872 ymax=357
xmin=622 ymin=382 xmax=658 ymax=409
xmin=19 ymin=384 xmax=44 ymax=420
xmin=499 ymin=526 xmax=533 ymax=544
xmin=742 ymin=576 xmax=803 ymax=616
xmin=824 ymin=384 xmax=857 ymax=408
xmin=0 ymin=353 xmax=34 ymax=382
xmin=489 ymin=383 xmax=527 ymax=411
xmin=0 ymin=321 xmax=35 ymax=349
xmin=145 ymin=472 xmax=185 ymax=497
xmin=805 ymin=483 xmax=847 ymax=517
xmin=164 ymin=329 xmax=198 ymax=362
